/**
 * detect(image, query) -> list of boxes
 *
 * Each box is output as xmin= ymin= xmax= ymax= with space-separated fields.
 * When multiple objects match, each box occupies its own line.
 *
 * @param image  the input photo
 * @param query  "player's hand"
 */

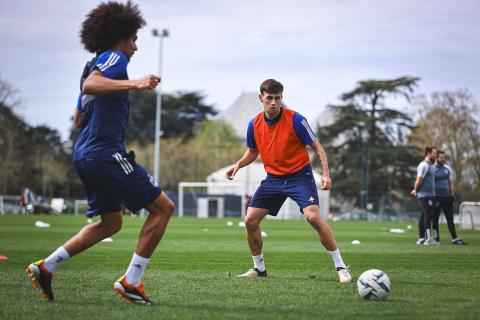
xmin=136 ymin=75 xmax=161 ymax=90
xmin=320 ymin=175 xmax=332 ymax=190
xmin=226 ymin=164 xmax=240 ymax=180
xmin=410 ymin=189 xmax=417 ymax=197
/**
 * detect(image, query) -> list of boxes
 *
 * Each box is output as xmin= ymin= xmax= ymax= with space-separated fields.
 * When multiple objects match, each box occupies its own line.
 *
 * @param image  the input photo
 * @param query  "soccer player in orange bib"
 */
xmin=226 ymin=79 xmax=351 ymax=282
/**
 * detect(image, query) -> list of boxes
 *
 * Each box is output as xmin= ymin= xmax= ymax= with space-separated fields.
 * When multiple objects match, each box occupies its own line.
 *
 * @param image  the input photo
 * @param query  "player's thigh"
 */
xmin=250 ymin=177 xmax=286 ymax=216
xmin=101 ymin=153 xmax=162 ymax=213
xmin=75 ymin=159 xmax=123 ymax=217
xmin=441 ymin=198 xmax=454 ymax=219
xmin=285 ymin=175 xmax=320 ymax=213
xmin=418 ymin=197 xmax=434 ymax=215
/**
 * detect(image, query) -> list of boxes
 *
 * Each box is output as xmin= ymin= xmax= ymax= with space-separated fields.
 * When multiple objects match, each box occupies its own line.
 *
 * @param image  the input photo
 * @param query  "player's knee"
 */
xmin=304 ymin=210 xmax=322 ymax=226
xmin=149 ymin=195 xmax=175 ymax=217
xmin=245 ymin=216 xmax=260 ymax=230
xmin=165 ymin=199 xmax=175 ymax=217
xmin=106 ymin=219 xmax=123 ymax=235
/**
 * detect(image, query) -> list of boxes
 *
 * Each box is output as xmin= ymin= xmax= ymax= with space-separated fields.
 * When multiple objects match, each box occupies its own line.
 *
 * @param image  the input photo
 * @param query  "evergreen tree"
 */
xmin=317 ymin=77 xmax=420 ymax=212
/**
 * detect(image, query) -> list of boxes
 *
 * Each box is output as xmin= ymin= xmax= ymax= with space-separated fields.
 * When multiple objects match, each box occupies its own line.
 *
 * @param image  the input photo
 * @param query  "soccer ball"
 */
xmin=357 ymin=269 xmax=391 ymax=300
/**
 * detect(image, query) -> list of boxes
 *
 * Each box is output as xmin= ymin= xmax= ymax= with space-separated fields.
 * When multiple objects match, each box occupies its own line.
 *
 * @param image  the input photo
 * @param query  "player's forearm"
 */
xmin=450 ymin=181 xmax=455 ymax=195
xmin=413 ymin=178 xmax=423 ymax=192
xmin=82 ymin=74 xmax=139 ymax=95
xmin=313 ymin=141 xmax=330 ymax=177
xmin=236 ymin=149 xmax=259 ymax=169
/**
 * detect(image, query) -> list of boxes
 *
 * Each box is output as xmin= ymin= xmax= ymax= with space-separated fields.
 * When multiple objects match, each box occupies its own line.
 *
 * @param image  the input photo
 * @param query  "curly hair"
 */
xmin=80 ymin=1 xmax=146 ymax=53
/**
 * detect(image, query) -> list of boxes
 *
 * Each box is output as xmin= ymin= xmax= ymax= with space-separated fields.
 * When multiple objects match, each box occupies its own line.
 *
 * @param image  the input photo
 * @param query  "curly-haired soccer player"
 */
xmin=26 ymin=1 xmax=173 ymax=305
xmin=226 ymin=79 xmax=351 ymax=283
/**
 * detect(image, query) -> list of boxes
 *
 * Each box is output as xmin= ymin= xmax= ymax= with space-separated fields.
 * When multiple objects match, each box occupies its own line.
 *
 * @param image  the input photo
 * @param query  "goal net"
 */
xmin=178 ymin=182 xmax=247 ymax=218
xmin=459 ymin=202 xmax=480 ymax=230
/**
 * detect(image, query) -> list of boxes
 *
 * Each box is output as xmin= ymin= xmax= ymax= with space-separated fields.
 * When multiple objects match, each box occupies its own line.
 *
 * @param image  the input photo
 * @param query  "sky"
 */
xmin=1 ymin=0 xmax=479 ymax=140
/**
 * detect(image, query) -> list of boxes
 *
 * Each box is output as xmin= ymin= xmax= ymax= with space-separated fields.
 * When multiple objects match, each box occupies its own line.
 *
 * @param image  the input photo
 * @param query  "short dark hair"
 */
xmin=80 ymin=1 xmax=146 ymax=54
xmin=260 ymin=79 xmax=284 ymax=94
xmin=424 ymin=146 xmax=436 ymax=156
xmin=437 ymin=150 xmax=445 ymax=155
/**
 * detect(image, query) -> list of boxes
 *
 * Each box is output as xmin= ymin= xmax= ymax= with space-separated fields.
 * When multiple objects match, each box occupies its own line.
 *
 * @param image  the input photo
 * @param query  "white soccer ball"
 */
xmin=357 ymin=269 xmax=391 ymax=300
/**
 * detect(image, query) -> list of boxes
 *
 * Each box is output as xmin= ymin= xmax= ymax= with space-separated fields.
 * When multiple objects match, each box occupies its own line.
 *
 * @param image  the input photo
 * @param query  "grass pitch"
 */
xmin=0 ymin=214 xmax=479 ymax=320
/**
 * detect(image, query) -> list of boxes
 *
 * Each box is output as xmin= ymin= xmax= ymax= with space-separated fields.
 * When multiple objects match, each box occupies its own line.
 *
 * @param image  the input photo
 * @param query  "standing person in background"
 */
xmin=26 ymin=1 xmax=174 ymax=305
xmin=411 ymin=146 xmax=438 ymax=245
xmin=226 ymin=79 xmax=351 ymax=283
xmin=433 ymin=151 xmax=466 ymax=245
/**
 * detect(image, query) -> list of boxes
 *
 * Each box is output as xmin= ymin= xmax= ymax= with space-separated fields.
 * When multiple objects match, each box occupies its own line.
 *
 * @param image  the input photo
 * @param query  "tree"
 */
xmin=410 ymin=89 xmax=480 ymax=201
xmin=317 ymin=76 xmax=420 ymax=212
xmin=0 ymin=78 xmax=76 ymax=198
xmin=28 ymin=125 xmax=70 ymax=198
xmin=128 ymin=90 xmax=217 ymax=143
xmin=0 ymin=79 xmax=27 ymax=195
xmin=128 ymin=120 xmax=243 ymax=190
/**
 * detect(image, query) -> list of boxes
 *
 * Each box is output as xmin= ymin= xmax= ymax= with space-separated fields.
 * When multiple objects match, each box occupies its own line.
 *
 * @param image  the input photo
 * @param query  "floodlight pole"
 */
xmin=152 ymin=28 xmax=169 ymax=185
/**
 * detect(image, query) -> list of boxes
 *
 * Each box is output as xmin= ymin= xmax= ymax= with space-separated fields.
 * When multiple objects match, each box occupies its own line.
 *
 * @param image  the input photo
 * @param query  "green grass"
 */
xmin=0 ymin=215 xmax=479 ymax=320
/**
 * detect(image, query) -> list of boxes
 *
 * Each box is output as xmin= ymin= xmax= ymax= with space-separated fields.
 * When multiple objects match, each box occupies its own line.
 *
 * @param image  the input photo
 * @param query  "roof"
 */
xmin=219 ymin=92 xmax=262 ymax=139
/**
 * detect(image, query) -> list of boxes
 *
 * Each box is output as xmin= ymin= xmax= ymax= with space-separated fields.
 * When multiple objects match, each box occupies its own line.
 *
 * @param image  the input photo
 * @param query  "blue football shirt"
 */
xmin=74 ymin=50 xmax=130 ymax=161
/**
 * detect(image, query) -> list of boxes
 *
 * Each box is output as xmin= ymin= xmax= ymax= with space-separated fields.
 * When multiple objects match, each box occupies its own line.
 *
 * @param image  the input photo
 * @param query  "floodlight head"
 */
xmin=152 ymin=28 xmax=169 ymax=37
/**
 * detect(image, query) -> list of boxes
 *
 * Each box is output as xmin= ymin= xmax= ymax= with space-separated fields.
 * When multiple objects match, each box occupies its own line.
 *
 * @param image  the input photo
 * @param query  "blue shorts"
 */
xmin=75 ymin=151 xmax=161 ymax=217
xmin=249 ymin=165 xmax=320 ymax=216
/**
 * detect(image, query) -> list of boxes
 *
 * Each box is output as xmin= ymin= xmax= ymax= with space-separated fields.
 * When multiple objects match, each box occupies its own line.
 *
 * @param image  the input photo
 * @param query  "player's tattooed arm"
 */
xmin=310 ymin=139 xmax=332 ymax=190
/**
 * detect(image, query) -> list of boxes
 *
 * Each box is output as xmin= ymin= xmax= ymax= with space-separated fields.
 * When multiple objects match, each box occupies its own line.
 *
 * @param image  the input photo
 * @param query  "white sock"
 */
xmin=44 ymin=246 xmax=70 ymax=273
xmin=252 ymin=254 xmax=265 ymax=272
xmin=125 ymin=252 xmax=149 ymax=286
xmin=327 ymin=249 xmax=346 ymax=269
xmin=426 ymin=229 xmax=432 ymax=239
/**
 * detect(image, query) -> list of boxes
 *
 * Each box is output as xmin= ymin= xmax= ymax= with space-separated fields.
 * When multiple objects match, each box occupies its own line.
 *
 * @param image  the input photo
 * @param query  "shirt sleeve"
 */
xmin=293 ymin=112 xmax=316 ymax=145
xmin=417 ymin=162 xmax=428 ymax=178
xmin=76 ymin=94 xmax=82 ymax=111
xmin=446 ymin=165 xmax=455 ymax=181
xmin=246 ymin=119 xmax=257 ymax=149
xmin=94 ymin=51 xmax=128 ymax=79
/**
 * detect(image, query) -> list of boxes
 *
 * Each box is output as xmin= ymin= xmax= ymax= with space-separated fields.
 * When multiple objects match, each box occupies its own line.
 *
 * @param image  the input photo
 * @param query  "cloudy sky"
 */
xmin=1 ymin=0 xmax=479 ymax=140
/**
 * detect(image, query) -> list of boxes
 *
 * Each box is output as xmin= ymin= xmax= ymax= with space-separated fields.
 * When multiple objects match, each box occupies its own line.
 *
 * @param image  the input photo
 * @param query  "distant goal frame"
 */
xmin=459 ymin=201 xmax=480 ymax=230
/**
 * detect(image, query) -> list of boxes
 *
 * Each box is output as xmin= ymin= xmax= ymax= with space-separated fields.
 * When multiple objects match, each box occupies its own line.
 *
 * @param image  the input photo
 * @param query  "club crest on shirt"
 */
xmin=148 ymin=175 xmax=158 ymax=187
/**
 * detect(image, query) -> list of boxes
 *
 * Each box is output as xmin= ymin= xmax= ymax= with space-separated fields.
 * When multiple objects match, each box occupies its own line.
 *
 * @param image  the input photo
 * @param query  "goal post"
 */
xmin=178 ymin=182 xmax=247 ymax=218
xmin=459 ymin=202 xmax=480 ymax=230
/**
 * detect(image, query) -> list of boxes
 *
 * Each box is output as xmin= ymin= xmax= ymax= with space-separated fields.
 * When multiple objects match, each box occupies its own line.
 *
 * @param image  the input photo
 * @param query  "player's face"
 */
xmin=428 ymin=149 xmax=437 ymax=162
xmin=437 ymin=153 xmax=445 ymax=165
xmin=259 ymin=92 xmax=282 ymax=118
xmin=116 ymin=34 xmax=138 ymax=60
